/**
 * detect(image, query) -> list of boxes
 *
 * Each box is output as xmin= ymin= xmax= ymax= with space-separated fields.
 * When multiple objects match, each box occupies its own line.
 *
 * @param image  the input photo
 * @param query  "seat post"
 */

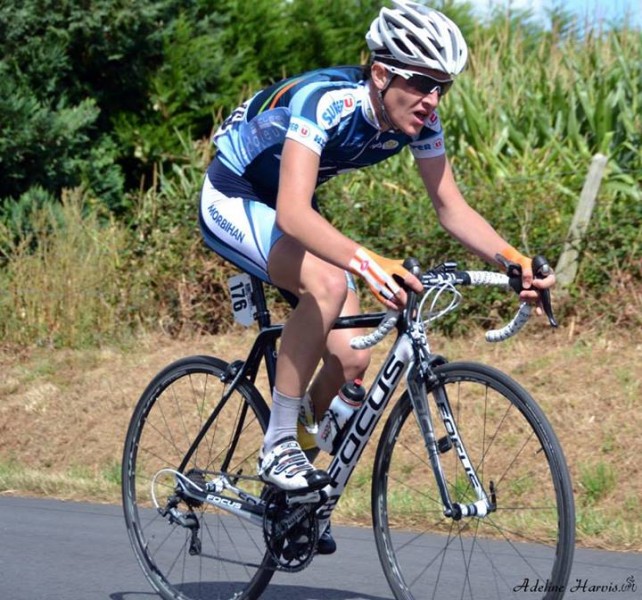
xmin=250 ymin=275 xmax=272 ymax=329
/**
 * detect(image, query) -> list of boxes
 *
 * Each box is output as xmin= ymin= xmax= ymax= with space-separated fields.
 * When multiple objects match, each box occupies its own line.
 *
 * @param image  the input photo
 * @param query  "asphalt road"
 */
xmin=0 ymin=496 xmax=640 ymax=600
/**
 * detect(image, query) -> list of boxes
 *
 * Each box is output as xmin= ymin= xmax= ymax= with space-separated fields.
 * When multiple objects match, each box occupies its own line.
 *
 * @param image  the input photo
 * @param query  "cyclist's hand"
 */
xmin=499 ymin=247 xmax=557 ymax=319
xmin=349 ymin=247 xmax=423 ymax=310
xmin=499 ymin=246 xmax=532 ymax=299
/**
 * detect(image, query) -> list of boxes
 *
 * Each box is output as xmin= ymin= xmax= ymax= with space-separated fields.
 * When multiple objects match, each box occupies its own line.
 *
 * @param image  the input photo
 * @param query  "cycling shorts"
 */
xmin=198 ymin=158 xmax=356 ymax=300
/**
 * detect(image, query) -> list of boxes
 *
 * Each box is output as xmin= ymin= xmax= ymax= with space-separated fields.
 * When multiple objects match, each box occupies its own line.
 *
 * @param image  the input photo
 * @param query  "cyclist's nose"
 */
xmin=421 ymin=90 xmax=440 ymax=108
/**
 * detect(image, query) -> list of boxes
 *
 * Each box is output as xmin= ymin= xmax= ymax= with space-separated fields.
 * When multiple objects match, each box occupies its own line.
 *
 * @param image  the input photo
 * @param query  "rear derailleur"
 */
xmin=157 ymin=468 xmax=206 ymax=556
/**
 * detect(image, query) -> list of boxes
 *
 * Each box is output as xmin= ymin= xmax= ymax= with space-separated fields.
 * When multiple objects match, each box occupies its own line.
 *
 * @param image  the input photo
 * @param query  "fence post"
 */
xmin=555 ymin=153 xmax=608 ymax=288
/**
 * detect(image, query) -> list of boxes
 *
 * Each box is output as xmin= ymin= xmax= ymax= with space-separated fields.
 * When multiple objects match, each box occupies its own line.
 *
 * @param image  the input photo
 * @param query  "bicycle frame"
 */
xmin=181 ymin=275 xmax=495 ymax=528
xmin=319 ymin=287 xmax=494 ymax=524
xmin=125 ymin=258 xmax=573 ymax=600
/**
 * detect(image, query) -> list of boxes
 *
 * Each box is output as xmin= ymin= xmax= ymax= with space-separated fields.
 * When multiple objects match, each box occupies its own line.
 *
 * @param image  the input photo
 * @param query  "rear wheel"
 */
xmin=372 ymin=361 xmax=575 ymax=600
xmin=122 ymin=355 xmax=274 ymax=600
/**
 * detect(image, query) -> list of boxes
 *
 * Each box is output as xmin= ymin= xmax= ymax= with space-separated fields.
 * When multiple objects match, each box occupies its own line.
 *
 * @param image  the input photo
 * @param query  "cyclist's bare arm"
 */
xmin=276 ymin=139 xmax=357 ymax=271
xmin=416 ymin=154 xmax=556 ymax=304
xmin=276 ymin=139 xmax=422 ymax=309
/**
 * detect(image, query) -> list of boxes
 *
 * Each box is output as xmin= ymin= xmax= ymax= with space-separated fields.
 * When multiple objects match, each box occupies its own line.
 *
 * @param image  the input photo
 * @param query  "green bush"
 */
xmin=0 ymin=0 xmax=169 ymax=209
xmin=0 ymin=1 xmax=640 ymax=346
xmin=0 ymin=189 xmax=138 ymax=347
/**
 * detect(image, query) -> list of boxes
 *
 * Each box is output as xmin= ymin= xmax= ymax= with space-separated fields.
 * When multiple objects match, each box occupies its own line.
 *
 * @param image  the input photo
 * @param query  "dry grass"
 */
xmin=0 ymin=320 xmax=640 ymax=552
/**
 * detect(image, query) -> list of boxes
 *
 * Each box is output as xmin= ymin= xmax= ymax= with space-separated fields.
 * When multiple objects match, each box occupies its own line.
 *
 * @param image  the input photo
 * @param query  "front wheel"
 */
xmin=122 ymin=355 xmax=274 ymax=600
xmin=372 ymin=361 xmax=575 ymax=600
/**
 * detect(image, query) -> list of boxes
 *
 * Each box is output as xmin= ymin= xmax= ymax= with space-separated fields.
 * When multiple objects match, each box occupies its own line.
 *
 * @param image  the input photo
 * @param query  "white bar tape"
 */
xmin=467 ymin=271 xmax=510 ymax=288
xmin=350 ymin=310 xmax=399 ymax=349
xmin=485 ymin=303 xmax=532 ymax=343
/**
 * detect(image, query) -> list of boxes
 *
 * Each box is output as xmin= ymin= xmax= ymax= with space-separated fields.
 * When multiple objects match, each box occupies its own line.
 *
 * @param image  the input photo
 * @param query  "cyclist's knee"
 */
xmin=300 ymin=265 xmax=349 ymax=310
xmin=342 ymin=353 xmax=370 ymax=384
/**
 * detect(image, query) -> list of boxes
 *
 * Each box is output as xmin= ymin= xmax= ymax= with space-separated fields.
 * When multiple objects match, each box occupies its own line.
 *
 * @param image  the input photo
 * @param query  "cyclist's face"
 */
xmin=373 ymin=63 xmax=450 ymax=136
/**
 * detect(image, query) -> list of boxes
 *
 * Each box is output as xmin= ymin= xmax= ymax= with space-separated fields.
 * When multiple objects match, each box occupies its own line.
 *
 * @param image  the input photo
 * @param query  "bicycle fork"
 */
xmin=407 ymin=360 xmax=496 ymax=521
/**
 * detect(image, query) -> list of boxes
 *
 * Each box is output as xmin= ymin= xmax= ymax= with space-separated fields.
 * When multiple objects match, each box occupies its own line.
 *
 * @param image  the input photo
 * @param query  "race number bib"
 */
xmin=227 ymin=273 xmax=256 ymax=327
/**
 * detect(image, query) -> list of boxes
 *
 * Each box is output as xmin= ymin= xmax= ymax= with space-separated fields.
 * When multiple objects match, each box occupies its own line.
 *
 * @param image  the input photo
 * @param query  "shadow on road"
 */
xmin=110 ymin=582 xmax=392 ymax=600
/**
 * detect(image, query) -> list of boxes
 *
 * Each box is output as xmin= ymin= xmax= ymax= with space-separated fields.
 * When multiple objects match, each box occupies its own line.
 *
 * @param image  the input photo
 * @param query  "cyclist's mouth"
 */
xmin=412 ymin=112 xmax=429 ymax=127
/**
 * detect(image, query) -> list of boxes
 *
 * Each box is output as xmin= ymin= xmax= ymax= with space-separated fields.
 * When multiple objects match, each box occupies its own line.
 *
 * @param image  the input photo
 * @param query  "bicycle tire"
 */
xmin=372 ymin=361 xmax=575 ymax=600
xmin=122 ymin=355 xmax=275 ymax=600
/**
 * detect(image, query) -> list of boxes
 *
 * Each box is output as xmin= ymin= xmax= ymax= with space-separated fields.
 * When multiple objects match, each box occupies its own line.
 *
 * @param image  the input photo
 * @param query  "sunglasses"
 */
xmin=385 ymin=64 xmax=453 ymax=97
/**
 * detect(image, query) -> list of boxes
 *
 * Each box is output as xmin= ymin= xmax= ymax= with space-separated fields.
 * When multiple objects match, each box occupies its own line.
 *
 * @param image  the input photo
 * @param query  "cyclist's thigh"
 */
xmin=268 ymin=234 xmax=358 ymax=301
xmin=199 ymin=174 xmax=280 ymax=282
xmin=200 ymin=173 xmax=357 ymax=299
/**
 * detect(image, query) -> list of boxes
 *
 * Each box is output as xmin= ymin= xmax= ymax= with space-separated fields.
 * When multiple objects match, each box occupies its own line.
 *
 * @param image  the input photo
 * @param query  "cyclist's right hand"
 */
xmin=348 ymin=247 xmax=423 ymax=310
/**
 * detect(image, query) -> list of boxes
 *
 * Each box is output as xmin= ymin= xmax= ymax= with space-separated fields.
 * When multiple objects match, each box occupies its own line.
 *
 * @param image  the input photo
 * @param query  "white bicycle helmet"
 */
xmin=366 ymin=0 xmax=468 ymax=76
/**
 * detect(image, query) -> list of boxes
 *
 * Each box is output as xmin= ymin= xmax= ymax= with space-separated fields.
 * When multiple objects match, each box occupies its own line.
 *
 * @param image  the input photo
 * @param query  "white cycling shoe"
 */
xmin=258 ymin=437 xmax=330 ymax=491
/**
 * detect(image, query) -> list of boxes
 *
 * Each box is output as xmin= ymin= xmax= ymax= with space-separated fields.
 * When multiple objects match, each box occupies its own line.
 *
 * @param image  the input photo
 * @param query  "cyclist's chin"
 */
xmin=396 ymin=115 xmax=424 ymax=137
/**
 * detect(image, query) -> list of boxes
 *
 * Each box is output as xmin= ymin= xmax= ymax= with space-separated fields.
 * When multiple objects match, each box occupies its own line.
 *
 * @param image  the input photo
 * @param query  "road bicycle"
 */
xmin=122 ymin=256 xmax=575 ymax=600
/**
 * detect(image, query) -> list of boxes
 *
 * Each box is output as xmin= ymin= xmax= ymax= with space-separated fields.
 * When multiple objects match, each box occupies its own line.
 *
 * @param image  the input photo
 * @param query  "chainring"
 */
xmin=262 ymin=487 xmax=319 ymax=572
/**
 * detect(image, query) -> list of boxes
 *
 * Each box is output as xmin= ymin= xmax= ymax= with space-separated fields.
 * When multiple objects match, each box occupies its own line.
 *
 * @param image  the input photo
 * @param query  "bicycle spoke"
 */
xmin=122 ymin=356 xmax=273 ymax=600
xmin=372 ymin=361 xmax=574 ymax=600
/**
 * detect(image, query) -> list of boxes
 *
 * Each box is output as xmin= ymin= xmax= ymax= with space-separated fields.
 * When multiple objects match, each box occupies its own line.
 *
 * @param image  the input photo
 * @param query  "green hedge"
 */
xmin=0 ymin=1 xmax=640 ymax=346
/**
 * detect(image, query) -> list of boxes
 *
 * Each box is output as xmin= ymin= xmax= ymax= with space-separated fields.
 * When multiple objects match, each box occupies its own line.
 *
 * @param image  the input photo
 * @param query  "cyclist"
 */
xmin=199 ymin=0 xmax=555 ymax=549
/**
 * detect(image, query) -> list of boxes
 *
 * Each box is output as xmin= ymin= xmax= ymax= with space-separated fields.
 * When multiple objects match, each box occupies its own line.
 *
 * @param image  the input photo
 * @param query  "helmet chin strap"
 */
xmin=375 ymin=74 xmax=399 ymax=132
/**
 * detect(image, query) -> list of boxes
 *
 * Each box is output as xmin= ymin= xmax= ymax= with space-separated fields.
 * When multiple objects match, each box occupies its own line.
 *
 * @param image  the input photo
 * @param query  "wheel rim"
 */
xmin=122 ymin=359 xmax=273 ymax=600
xmin=374 ymin=364 xmax=574 ymax=600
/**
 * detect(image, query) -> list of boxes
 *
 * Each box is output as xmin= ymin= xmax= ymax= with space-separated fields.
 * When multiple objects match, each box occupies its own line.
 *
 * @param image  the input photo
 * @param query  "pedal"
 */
xmin=286 ymin=489 xmax=326 ymax=506
xmin=437 ymin=435 xmax=453 ymax=454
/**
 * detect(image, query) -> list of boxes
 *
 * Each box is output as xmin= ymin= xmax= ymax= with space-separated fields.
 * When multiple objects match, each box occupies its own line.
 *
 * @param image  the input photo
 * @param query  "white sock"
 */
xmin=264 ymin=388 xmax=302 ymax=452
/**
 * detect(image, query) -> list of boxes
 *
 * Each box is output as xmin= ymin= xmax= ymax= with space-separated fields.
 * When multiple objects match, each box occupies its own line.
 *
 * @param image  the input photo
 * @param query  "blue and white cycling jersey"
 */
xmin=209 ymin=65 xmax=446 ymax=207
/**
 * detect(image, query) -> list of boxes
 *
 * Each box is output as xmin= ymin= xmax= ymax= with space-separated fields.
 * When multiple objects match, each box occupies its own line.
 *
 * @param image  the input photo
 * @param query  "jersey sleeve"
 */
xmin=409 ymin=111 xmax=446 ymax=159
xmin=285 ymin=83 xmax=359 ymax=155
xmin=286 ymin=115 xmax=328 ymax=155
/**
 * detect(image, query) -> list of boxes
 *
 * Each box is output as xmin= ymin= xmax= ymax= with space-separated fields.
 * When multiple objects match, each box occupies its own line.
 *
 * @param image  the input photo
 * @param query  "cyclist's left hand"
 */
xmin=500 ymin=247 xmax=556 ymax=316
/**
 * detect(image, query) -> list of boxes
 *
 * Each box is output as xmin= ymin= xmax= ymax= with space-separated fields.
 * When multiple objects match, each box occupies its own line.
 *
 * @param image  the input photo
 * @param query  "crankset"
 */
xmin=262 ymin=487 xmax=326 ymax=572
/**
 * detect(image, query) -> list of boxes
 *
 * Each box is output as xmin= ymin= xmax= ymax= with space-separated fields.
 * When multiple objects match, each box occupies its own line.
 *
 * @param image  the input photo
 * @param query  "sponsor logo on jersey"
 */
xmin=369 ymin=139 xmax=400 ymax=151
xmin=287 ymin=118 xmax=326 ymax=153
xmin=413 ymin=136 xmax=443 ymax=153
xmin=289 ymin=121 xmax=310 ymax=138
xmin=424 ymin=111 xmax=442 ymax=132
xmin=317 ymin=91 xmax=357 ymax=129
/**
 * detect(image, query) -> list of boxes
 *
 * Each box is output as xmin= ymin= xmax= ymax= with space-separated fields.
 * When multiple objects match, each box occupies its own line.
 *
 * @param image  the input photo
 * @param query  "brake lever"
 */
xmin=495 ymin=254 xmax=524 ymax=295
xmin=403 ymin=257 xmax=422 ymax=277
xmin=495 ymin=253 xmax=559 ymax=328
xmin=532 ymin=255 xmax=559 ymax=328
